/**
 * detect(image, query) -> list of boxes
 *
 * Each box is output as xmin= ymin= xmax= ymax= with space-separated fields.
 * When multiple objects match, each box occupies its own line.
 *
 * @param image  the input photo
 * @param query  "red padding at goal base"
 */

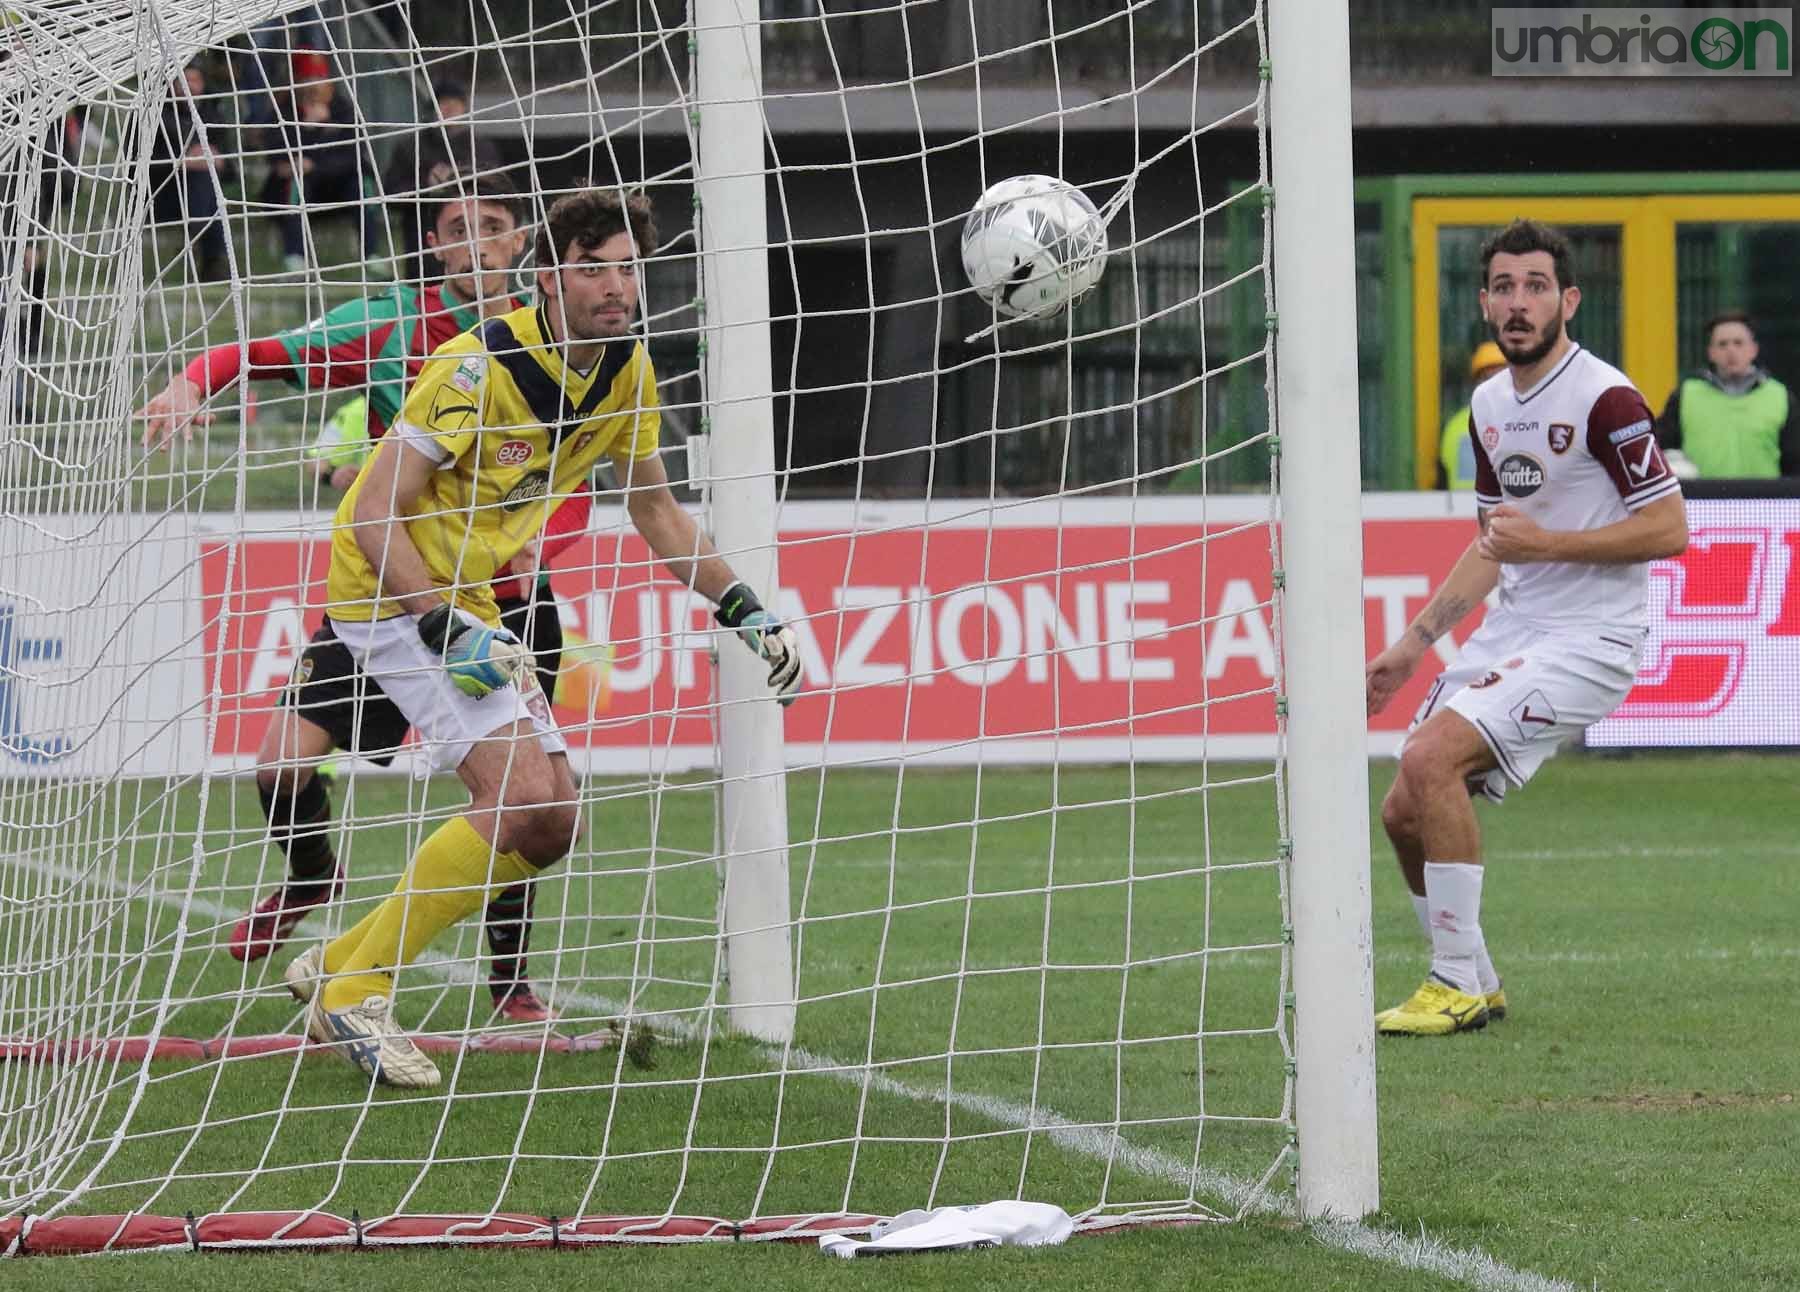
xmin=1 ymin=1031 xmax=625 ymax=1066
xmin=194 ymin=1211 xmax=356 ymax=1247
xmin=203 ymin=1034 xmax=308 ymax=1059
xmin=1 ymin=1212 xmax=884 ymax=1256
xmin=0 ymin=1037 xmax=208 ymax=1064
xmin=361 ymin=1214 xmax=554 ymax=1247
xmin=13 ymin=1214 xmax=192 ymax=1255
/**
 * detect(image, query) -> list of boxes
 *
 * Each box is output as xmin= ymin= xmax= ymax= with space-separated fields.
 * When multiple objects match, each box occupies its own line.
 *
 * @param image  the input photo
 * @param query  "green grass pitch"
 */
xmin=3 ymin=751 xmax=1797 ymax=1289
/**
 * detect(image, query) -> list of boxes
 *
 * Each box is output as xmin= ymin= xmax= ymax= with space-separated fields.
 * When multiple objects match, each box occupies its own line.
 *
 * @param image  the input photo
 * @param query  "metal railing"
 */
xmin=404 ymin=1 xmax=1492 ymax=92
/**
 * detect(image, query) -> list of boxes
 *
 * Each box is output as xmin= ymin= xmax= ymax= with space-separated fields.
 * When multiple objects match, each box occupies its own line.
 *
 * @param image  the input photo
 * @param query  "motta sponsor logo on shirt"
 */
xmin=500 ymin=470 xmax=551 ymax=510
xmin=1497 ymin=452 xmax=1547 ymax=496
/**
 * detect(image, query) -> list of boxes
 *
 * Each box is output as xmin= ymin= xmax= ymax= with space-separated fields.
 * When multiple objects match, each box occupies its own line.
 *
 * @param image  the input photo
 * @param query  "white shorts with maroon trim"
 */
xmin=327 ymin=614 xmax=565 ymax=775
xmin=1407 ymin=612 xmax=1643 ymax=803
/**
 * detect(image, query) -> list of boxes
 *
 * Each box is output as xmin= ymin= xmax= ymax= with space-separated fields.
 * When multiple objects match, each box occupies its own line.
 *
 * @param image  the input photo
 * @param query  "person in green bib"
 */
xmin=1436 ymin=341 xmax=1508 ymax=491
xmin=1654 ymin=311 xmax=1800 ymax=480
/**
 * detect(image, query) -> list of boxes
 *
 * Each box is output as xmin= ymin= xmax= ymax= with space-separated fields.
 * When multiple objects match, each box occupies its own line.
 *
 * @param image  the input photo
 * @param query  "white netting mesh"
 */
xmin=0 ymin=0 xmax=1299 ymax=1247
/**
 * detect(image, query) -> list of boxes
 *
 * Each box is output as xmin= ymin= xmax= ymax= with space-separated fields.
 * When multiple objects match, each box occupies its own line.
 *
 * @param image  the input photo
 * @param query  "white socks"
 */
xmin=1420 ymin=862 xmax=1493 ymax=996
xmin=1410 ymin=889 xmax=1501 ymax=995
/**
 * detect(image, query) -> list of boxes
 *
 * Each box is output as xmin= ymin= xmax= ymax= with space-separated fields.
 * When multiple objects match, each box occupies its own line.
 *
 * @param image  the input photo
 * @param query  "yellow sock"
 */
xmin=322 ymin=903 xmax=383 ymax=976
xmin=320 ymin=816 xmax=538 ymax=1011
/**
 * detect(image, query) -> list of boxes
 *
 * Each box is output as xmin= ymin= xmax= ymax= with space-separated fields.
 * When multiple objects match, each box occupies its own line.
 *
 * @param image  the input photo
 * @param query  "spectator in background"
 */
xmin=258 ymin=52 xmax=382 ymax=274
xmin=149 ymin=62 xmax=235 ymax=281
xmin=1438 ymin=341 xmax=1508 ymax=491
xmin=383 ymin=77 xmax=505 ymax=282
xmin=1654 ymin=310 xmax=1800 ymax=479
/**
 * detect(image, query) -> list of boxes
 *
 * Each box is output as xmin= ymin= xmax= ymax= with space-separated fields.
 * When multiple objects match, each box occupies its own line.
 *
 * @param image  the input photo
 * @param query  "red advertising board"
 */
xmin=1586 ymin=499 xmax=1800 ymax=747
xmin=195 ymin=498 xmax=1800 ymax=768
xmin=196 ymin=502 xmax=1476 ymax=767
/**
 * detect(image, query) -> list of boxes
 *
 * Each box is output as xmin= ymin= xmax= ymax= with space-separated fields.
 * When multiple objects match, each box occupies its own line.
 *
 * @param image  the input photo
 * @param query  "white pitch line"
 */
xmin=5 ymin=850 xmax=1576 ymax=1291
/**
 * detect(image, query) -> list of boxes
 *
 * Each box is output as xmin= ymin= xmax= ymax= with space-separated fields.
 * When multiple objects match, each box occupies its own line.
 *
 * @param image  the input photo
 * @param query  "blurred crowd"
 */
xmin=146 ymin=25 xmax=496 ymax=282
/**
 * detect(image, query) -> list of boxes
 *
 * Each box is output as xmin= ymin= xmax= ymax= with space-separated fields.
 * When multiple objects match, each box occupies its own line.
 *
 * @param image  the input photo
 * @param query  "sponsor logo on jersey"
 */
xmin=1481 ymin=425 xmax=1501 ymax=451
xmin=1548 ymin=422 xmax=1575 ymax=454
xmin=451 ymin=355 xmax=485 ymax=393
xmin=429 ymin=386 xmax=479 ymax=432
xmin=1621 ymin=434 xmax=1661 ymax=481
xmin=1502 ymin=657 xmax=1525 ymax=670
xmin=1608 ymin=418 xmax=1652 ymax=444
xmin=1497 ymin=452 xmax=1546 ymax=497
xmin=1469 ymin=671 xmax=1503 ymax=689
xmin=496 ymin=439 xmax=534 ymax=467
xmin=500 ymin=469 xmax=551 ymax=512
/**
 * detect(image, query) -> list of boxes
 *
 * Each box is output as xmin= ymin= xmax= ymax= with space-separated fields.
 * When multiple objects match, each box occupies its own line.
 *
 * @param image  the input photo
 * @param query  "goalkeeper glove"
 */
xmin=417 ymin=604 xmax=527 ymax=699
xmin=714 ymin=582 xmax=801 ymax=705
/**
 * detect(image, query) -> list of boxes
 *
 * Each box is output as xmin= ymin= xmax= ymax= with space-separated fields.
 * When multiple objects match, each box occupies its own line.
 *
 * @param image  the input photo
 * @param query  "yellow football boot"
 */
xmin=1377 ymin=980 xmax=1506 ymax=1026
xmin=1375 ymin=975 xmax=1490 ymax=1036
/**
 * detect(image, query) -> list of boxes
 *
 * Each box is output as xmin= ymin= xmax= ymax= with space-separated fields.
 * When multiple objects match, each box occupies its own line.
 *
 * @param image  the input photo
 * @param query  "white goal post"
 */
xmin=1268 ymin=0 xmax=1381 ymax=1221
xmin=0 ymin=0 xmax=1376 ymax=1254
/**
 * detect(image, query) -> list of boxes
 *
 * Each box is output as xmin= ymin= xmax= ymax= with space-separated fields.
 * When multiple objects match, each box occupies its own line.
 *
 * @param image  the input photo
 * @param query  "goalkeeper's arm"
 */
xmin=615 ymin=450 xmax=801 ymax=702
xmin=354 ymin=438 xmax=524 ymax=697
xmin=350 ymin=438 xmax=446 ymax=618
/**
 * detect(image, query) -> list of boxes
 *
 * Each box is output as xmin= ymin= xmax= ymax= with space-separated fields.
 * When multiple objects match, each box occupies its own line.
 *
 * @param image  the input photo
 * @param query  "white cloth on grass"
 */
xmin=818 ymin=1201 xmax=1073 ymax=1259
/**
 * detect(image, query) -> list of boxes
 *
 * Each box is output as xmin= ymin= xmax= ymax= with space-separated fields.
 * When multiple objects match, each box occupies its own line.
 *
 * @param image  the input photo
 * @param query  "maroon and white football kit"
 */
xmin=1411 ymin=344 xmax=1681 ymax=800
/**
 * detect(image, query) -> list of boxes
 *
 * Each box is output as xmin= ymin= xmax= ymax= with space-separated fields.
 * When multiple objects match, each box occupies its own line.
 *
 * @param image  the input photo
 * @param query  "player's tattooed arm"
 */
xmin=1403 ymin=524 xmax=1502 ymax=650
xmin=1411 ymin=595 xmax=1475 ymax=648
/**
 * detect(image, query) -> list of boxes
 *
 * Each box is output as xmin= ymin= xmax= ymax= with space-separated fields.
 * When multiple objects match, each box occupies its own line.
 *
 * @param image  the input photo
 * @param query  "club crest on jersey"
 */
xmin=570 ymin=432 xmax=596 ymax=457
xmin=1548 ymin=423 xmax=1575 ymax=455
xmin=496 ymin=439 xmax=534 ymax=467
xmin=500 ymin=469 xmax=551 ymax=511
xmin=1469 ymin=671 xmax=1503 ymax=689
xmin=1481 ymin=425 xmax=1501 ymax=451
xmin=1497 ymin=452 xmax=1545 ymax=498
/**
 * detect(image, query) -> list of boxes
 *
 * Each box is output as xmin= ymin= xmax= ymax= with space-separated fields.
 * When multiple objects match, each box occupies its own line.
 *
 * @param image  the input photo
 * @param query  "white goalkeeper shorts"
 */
xmin=326 ymin=614 xmax=565 ymax=776
xmin=1406 ymin=611 xmax=1643 ymax=804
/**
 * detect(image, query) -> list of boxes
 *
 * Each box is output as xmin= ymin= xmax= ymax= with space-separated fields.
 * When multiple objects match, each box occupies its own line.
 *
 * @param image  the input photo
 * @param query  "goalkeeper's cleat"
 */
xmin=229 ymin=866 xmax=345 ymax=962
xmin=283 ymin=943 xmax=325 ymax=1004
xmin=489 ymin=978 xmax=556 ymax=1025
xmin=1375 ymin=974 xmax=1490 ymax=1037
xmin=309 ymin=993 xmax=440 ymax=1089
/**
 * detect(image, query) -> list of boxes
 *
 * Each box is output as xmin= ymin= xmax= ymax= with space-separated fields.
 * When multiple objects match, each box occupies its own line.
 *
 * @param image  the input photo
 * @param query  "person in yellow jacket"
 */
xmin=1654 ymin=310 xmax=1799 ymax=480
xmin=1437 ymin=341 xmax=1508 ymax=491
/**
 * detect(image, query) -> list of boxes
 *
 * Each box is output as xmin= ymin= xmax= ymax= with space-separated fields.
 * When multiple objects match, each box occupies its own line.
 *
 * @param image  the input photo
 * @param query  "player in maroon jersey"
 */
xmin=1366 ymin=219 xmax=1688 ymax=1037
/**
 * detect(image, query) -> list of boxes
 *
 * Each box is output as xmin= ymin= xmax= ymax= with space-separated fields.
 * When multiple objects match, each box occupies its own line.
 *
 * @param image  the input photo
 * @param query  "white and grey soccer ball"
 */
xmin=960 ymin=175 xmax=1109 ymax=321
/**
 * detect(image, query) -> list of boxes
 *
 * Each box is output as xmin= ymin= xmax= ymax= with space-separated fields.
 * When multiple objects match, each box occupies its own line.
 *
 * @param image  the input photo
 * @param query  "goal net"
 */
xmin=0 ymin=0 xmax=1373 ymax=1254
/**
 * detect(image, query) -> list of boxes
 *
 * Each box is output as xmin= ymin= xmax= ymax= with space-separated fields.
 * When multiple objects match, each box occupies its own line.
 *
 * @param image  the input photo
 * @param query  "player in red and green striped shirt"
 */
xmin=139 ymin=172 xmax=581 ymax=1022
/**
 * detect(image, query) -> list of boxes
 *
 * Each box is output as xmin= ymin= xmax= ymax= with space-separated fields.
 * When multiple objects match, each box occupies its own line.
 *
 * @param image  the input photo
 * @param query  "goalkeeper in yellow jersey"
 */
xmin=282 ymin=189 xmax=801 ymax=1088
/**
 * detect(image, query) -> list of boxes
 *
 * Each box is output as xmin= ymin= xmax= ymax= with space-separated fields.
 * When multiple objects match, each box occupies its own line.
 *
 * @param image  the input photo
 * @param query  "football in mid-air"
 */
xmin=960 ymin=174 xmax=1109 ymax=321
